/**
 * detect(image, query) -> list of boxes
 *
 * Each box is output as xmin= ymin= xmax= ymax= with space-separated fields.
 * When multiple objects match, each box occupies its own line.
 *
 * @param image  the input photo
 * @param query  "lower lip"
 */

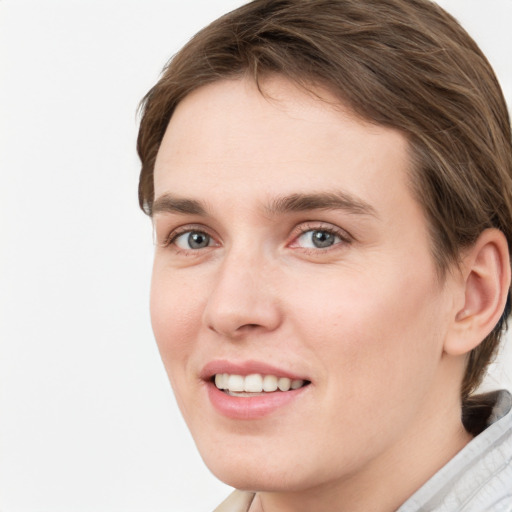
xmin=206 ymin=381 xmax=309 ymax=420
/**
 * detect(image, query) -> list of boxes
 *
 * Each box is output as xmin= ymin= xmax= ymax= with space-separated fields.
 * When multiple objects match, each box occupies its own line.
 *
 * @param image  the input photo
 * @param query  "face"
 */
xmin=150 ymin=77 xmax=457 ymax=491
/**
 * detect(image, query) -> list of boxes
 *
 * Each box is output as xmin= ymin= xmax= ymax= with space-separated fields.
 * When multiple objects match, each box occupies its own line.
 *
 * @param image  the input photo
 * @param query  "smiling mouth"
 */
xmin=213 ymin=373 xmax=310 ymax=396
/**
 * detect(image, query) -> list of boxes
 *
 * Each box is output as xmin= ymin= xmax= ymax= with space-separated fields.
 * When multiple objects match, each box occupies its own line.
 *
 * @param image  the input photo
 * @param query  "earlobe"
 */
xmin=444 ymin=229 xmax=511 ymax=356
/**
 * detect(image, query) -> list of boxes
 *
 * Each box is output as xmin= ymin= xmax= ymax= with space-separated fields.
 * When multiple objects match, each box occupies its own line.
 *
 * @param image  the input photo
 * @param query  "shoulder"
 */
xmin=399 ymin=390 xmax=512 ymax=512
xmin=213 ymin=490 xmax=256 ymax=512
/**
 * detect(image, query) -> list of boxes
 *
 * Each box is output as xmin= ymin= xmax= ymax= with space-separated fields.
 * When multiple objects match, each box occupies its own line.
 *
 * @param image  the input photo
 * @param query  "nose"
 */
xmin=202 ymin=251 xmax=282 ymax=339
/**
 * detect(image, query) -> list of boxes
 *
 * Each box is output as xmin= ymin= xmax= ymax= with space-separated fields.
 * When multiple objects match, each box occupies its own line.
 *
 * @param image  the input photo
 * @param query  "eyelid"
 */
xmin=159 ymin=223 xmax=219 ymax=249
xmin=156 ymin=221 xmax=352 ymax=253
xmin=288 ymin=222 xmax=353 ymax=248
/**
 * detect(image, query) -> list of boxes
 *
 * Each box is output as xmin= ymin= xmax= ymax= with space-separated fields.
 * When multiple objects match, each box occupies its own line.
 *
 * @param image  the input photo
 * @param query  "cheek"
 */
xmin=278 ymin=265 xmax=448 ymax=469
xmin=149 ymin=269 xmax=205 ymax=372
xmin=150 ymin=270 xmax=211 ymax=422
xmin=288 ymin=262 xmax=446 ymax=396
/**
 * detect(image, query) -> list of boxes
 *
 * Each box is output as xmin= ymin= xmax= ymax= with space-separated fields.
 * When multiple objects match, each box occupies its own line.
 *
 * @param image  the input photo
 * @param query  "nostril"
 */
xmin=235 ymin=323 xmax=265 ymax=335
xmin=202 ymin=284 xmax=282 ymax=337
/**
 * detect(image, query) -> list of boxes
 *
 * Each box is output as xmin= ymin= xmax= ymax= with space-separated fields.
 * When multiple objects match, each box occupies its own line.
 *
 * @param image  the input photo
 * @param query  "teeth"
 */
xmin=228 ymin=374 xmax=244 ymax=392
xmin=291 ymin=379 xmax=303 ymax=390
xmin=244 ymin=374 xmax=263 ymax=392
xmin=214 ymin=373 xmax=306 ymax=393
xmin=277 ymin=377 xmax=291 ymax=391
xmin=263 ymin=375 xmax=278 ymax=392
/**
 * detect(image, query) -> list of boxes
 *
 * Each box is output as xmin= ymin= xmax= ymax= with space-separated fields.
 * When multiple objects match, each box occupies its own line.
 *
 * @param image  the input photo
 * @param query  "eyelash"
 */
xmin=160 ymin=225 xmax=215 ymax=250
xmin=290 ymin=223 xmax=352 ymax=251
xmin=160 ymin=222 xmax=352 ymax=253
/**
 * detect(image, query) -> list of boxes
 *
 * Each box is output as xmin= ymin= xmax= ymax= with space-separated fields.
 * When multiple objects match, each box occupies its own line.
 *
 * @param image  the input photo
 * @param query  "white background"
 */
xmin=0 ymin=1 xmax=511 ymax=511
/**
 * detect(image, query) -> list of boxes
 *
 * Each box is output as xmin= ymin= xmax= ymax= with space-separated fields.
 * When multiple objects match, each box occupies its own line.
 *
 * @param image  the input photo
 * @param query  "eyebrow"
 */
xmin=266 ymin=192 xmax=377 ymax=217
xmin=151 ymin=191 xmax=377 ymax=218
xmin=152 ymin=194 xmax=208 ymax=216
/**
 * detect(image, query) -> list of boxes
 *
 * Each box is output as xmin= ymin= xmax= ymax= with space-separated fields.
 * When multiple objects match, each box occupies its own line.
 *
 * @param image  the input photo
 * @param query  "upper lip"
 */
xmin=200 ymin=359 xmax=310 ymax=382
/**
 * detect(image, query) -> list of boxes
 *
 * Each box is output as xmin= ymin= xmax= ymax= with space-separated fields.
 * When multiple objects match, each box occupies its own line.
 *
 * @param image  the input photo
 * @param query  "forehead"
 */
xmin=153 ymin=76 xmax=415 ymax=220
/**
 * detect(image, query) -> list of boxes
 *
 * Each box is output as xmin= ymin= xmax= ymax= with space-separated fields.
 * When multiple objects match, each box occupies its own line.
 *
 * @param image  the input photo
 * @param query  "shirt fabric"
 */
xmin=213 ymin=389 xmax=512 ymax=512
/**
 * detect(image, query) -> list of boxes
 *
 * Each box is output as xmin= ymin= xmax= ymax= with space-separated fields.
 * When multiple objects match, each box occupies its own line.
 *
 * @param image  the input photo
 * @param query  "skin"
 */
xmin=150 ymin=76 xmax=482 ymax=512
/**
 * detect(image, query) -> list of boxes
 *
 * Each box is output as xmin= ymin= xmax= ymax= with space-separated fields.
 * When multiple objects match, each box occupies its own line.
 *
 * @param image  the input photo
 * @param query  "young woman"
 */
xmin=137 ymin=1 xmax=512 ymax=510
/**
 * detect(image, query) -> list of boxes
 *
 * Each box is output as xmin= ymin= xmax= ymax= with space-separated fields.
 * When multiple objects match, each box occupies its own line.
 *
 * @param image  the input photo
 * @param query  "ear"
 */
xmin=444 ymin=228 xmax=511 ymax=356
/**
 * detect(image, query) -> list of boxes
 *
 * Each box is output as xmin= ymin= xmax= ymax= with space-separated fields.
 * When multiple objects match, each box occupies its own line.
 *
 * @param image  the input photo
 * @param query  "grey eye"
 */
xmin=174 ymin=231 xmax=212 ymax=249
xmin=297 ymin=229 xmax=341 ymax=249
xmin=311 ymin=230 xmax=336 ymax=248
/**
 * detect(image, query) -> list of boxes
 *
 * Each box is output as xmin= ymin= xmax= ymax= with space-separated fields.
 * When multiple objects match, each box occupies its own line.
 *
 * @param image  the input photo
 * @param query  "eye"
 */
xmin=173 ymin=230 xmax=214 ymax=250
xmin=294 ymin=228 xmax=345 ymax=249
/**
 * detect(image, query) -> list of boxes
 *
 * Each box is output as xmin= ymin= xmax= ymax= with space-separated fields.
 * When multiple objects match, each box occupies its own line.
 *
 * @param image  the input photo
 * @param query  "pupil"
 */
xmin=188 ymin=232 xmax=209 ymax=249
xmin=312 ymin=230 xmax=334 ymax=248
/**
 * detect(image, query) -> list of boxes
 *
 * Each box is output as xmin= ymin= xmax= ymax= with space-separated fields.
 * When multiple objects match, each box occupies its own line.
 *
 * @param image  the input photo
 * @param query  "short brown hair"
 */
xmin=137 ymin=0 xmax=512 ymax=400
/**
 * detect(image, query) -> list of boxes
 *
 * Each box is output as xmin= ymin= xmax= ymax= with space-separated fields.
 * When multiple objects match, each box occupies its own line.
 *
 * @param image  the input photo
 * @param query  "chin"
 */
xmin=207 ymin=462 xmax=304 ymax=493
xmin=199 ymin=442 xmax=337 ymax=493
